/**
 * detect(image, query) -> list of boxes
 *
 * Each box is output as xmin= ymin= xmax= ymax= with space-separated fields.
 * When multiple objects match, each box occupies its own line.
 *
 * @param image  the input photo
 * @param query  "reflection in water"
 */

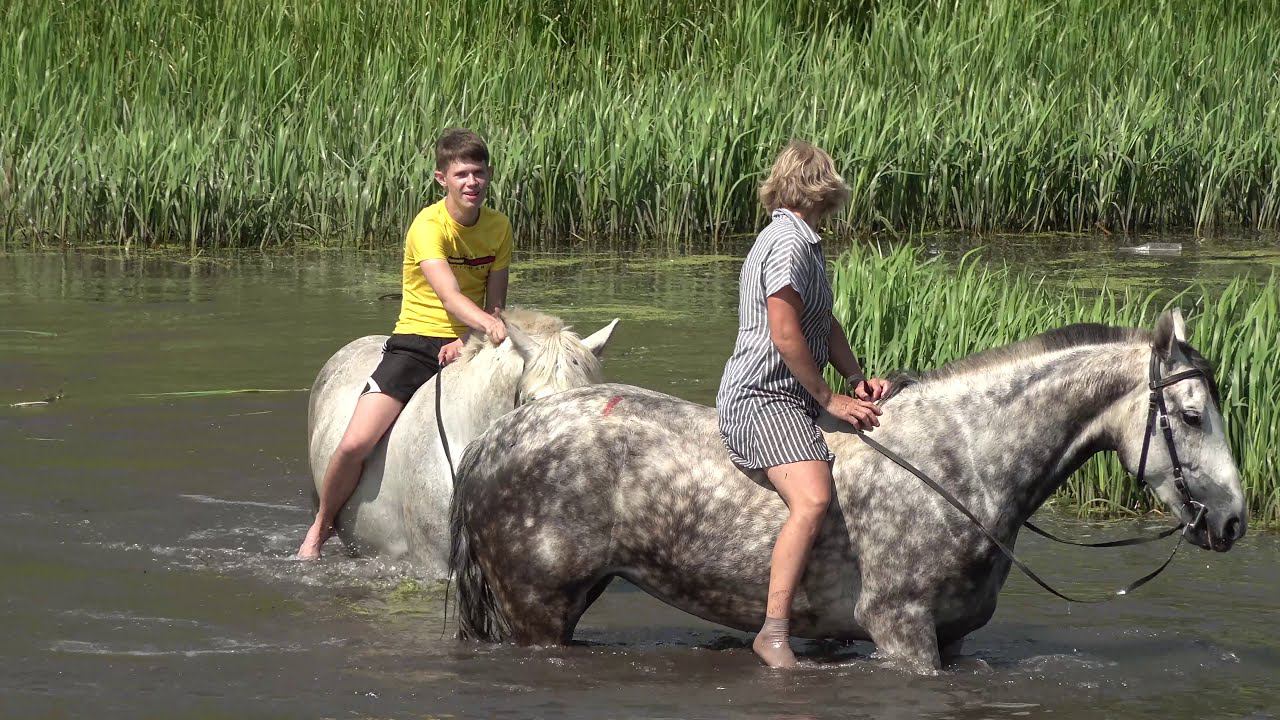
xmin=0 ymin=240 xmax=1277 ymax=718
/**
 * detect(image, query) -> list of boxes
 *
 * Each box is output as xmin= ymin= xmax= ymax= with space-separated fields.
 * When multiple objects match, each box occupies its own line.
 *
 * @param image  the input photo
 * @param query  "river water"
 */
xmin=2 ymin=235 xmax=1278 ymax=718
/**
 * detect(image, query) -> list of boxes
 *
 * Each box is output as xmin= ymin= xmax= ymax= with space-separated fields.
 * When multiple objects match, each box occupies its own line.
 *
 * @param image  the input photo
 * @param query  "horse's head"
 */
xmin=1119 ymin=309 xmax=1246 ymax=551
xmin=461 ymin=308 xmax=618 ymax=405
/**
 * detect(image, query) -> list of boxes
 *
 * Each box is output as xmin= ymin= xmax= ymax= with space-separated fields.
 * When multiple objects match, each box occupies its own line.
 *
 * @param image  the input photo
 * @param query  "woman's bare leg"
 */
xmin=296 ymin=392 xmax=405 ymax=559
xmin=754 ymin=459 xmax=833 ymax=668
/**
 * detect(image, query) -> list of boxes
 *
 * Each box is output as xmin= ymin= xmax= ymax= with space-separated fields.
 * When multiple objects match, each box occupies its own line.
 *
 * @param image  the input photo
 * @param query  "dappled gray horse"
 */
xmin=308 ymin=308 xmax=618 ymax=577
xmin=450 ymin=311 xmax=1246 ymax=671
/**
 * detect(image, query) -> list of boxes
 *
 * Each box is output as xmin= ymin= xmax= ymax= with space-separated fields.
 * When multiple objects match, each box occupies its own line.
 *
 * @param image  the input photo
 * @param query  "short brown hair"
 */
xmin=435 ymin=128 xmax=490 ymax=171
xmin=758 ymin=140 xmax=850 ymax=220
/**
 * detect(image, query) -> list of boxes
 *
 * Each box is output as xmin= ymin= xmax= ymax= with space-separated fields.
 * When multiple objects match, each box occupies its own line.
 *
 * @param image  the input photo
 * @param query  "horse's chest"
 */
xmin=858 ymin=531 xmax=1007 ymax=624
xmin=931 ymin=549 xmax=1009 ymax=629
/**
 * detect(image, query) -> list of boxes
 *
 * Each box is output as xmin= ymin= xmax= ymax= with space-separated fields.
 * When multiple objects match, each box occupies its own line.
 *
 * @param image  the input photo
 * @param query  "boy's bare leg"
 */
xmin=297 ymin=392 xmax=405 ymax=559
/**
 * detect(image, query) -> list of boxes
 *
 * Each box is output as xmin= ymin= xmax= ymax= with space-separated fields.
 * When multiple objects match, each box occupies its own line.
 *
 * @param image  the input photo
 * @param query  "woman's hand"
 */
xmin=850 ymin=377 xmax=892 ymax=402
xmin=824 ymin=393 xmax=882 ymax=429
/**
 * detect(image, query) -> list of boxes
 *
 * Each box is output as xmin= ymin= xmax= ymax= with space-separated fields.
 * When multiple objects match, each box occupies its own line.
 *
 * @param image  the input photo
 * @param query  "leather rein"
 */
xmin=855 ymin=349 xmax=1209 ymax=604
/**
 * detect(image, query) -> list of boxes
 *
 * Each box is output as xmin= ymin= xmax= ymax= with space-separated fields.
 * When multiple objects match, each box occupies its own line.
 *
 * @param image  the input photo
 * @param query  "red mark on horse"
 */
xmin=602 ymin=396 xmax=623 ymax=416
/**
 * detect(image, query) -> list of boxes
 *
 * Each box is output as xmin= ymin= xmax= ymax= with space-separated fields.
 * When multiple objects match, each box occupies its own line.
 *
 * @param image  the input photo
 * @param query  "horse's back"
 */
xmin=454 ymin=383 xmax=721 ymax=537
xmin=457 ymin=382 xmax=783 ymax=544
xmin=457 ymin=383 xmax=714 ymax=486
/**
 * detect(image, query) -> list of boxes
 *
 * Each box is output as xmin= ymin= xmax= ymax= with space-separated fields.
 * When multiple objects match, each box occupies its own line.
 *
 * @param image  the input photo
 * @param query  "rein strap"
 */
xmin=854 ymin=431 xmax=1186 ymax=604
xmin=852 ymin=347 xmax=1210 ymax=604
xmin=1023 ymin=520 xmax=1180 ymax=548
xmin=437 ymin=371 xmax=456 ymax=638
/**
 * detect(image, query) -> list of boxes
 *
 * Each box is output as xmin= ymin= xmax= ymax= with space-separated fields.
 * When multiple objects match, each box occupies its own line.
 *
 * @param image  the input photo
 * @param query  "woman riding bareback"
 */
xmin=717 ymin=140 xmax=891 ymax=668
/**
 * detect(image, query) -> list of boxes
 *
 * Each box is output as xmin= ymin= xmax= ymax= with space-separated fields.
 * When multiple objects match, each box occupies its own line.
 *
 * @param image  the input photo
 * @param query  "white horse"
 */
xmin=308 ymin=308 xmax=619 ymax=577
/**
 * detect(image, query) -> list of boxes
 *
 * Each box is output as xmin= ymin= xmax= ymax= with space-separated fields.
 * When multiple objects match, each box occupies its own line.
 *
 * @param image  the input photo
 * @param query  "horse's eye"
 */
xmin=1181 ymin=410 xmax=1202 ymax=427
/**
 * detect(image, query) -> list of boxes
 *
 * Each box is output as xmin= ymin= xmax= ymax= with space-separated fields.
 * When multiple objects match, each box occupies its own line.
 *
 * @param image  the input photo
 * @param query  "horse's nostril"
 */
xmin=1224 ymin=516 xmax=1242 ymax=540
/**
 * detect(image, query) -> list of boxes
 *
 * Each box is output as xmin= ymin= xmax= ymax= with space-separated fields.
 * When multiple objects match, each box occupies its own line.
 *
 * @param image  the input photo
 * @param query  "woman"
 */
xmin=717 ymin=140 xmax=891 ymax=668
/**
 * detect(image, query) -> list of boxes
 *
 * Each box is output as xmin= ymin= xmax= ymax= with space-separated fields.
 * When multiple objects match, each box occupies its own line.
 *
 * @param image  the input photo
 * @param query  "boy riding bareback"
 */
xmin=297 ymin=128 xmax=513 ymax=559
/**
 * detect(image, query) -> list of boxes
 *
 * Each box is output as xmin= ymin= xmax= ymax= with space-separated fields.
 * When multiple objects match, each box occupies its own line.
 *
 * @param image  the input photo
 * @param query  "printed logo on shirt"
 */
xmin=448 ymin=255 xmax=496 ymax=268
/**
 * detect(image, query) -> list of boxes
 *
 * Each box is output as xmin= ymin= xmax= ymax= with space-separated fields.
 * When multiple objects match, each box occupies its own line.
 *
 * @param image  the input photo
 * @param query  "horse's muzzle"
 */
xmin=1189 ymin=511 xmax=1244 ymax=552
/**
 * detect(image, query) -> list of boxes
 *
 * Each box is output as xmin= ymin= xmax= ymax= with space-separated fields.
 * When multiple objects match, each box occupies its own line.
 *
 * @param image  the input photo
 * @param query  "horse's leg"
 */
xmin=469 ymin=509 xmax=612 ymax=646
xmin=567 ymin=575 xmax=615 ymax=629
xmin=495 ymin=582 xmax=576 ymax=645
xmin=490 ymin=574 xmax=613 ymax=646
xmin=940 ymin=637 xmax=964 ymax=660
xmin=856 ymin=595 xmax=942 ymax=674
xmin=939 ymin=636 xmax=990 ymax=672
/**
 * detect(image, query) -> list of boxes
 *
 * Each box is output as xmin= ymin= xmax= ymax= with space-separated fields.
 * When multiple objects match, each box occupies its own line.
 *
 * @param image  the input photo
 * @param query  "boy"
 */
xmin=297 ymin=128 xmax=512 ymax=559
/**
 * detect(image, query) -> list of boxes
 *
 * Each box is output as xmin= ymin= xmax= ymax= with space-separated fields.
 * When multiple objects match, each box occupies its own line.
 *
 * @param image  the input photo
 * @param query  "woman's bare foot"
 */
xmin=753 ymin=616 xmax=797 ymax=668
xmin=296 ymin=520 xmax=331 ymax=559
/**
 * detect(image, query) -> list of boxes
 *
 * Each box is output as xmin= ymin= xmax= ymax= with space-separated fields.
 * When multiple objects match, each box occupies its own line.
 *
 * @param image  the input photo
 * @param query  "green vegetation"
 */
xmin=829 ymin=243 xmax=1280 ymax=526
xmin=339 ymin=578 xmax=450 ymax=619
xmin=4 ymin=1 xmax=1279 ymax=249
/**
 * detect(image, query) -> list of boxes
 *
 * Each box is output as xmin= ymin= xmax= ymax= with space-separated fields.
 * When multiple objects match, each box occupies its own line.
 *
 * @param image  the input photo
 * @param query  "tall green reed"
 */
xmin=3 ymin=0 xmax=1279 ymax=249
xmin=829 ymin=243 xmax=1280 ymax=526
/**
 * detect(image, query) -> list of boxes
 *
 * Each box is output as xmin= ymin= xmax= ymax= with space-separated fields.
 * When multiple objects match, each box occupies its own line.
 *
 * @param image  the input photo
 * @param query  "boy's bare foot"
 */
xmin=753 ymin=616 xmax=797 ymax=668
xmin=296 ymin=521 xmax=331 ymax=559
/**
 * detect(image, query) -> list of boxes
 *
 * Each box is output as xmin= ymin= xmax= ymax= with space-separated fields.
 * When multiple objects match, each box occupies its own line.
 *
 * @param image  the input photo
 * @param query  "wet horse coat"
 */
xmin=450 ymin=314 xmax=1246 ymax=671
xmin=307 ymin=309 xmax=618 ymax=577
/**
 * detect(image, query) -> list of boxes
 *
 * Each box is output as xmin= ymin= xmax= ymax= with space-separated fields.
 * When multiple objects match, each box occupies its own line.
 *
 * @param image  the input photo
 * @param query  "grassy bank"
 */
xmin=3 ymin=1 xmax=1280 ymax=249
xmin=829 ymin=243 xmax=1280 ymax=526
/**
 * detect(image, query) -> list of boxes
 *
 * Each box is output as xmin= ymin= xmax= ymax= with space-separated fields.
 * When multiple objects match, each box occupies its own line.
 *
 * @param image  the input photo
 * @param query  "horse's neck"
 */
xmin=900 ymin=343 xmax=1147 ymax=532
xmin=442 ymin=350 xmax=521 ymax=438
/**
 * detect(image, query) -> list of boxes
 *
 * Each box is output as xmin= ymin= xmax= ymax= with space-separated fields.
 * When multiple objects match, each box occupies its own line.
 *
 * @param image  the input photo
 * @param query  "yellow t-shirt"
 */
xmin=393 ymin=200 xmax=512 ymax=337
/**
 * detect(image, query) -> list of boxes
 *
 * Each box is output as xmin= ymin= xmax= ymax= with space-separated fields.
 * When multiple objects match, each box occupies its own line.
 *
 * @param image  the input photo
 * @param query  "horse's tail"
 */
xmin=448 ymin=441 xmax=513 ymax=642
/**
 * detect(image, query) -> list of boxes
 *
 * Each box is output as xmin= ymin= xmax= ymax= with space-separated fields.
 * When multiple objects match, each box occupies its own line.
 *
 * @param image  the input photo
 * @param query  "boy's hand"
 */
xmin=485 ymin=316 xmax=507 ymax=345
xmin=438 ymin=339 xmax=465 ymax=365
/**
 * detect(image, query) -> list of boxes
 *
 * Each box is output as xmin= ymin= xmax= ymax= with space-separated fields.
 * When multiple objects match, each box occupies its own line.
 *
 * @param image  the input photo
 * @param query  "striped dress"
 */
xmin=717 ymin=208 xmax=835 ymax=469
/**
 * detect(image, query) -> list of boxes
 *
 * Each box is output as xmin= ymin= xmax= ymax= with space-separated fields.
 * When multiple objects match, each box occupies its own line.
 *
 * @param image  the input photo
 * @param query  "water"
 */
xmin=2 ymin=236 xmax=1278 ymax=718
xmin=953 ymin=232 xmax=1279 ymax=288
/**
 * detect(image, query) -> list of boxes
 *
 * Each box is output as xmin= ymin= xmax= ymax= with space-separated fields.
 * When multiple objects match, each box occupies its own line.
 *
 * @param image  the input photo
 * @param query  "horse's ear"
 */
xmin=1153 ymin=308 xmax=1188 ymax=358
xmin=581 ymin=318 xmax=620 ymax=358
xmin=505 ymin=319 xmax=541 ymax=360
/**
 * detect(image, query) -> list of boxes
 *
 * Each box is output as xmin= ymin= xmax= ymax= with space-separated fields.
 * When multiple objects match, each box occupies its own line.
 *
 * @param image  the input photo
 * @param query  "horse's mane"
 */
xmin=903 ymin=324 xmax=1149 ymax=384
xmin=888 ymin=323 xmax=1219 ymax=405
xmin=458 ymin=307 xmax=568 ymax=364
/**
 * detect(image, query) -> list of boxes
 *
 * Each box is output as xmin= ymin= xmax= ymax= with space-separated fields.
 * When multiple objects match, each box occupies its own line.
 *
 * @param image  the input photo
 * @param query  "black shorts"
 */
xmin=363 ymin=334 xmax=452 ymax=403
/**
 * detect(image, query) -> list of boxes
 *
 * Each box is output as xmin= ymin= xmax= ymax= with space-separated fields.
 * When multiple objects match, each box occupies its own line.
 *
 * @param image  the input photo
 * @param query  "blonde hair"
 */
xmin=757 ymin=140 xmax=851 ymax=221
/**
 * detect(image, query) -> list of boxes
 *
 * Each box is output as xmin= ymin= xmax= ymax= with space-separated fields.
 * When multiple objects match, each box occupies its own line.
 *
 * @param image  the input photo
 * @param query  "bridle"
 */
xmin=855 ymin=346 xmax=1211 ymax=604
xmin=1132 ymin=349 xmax=1209 ymax=532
